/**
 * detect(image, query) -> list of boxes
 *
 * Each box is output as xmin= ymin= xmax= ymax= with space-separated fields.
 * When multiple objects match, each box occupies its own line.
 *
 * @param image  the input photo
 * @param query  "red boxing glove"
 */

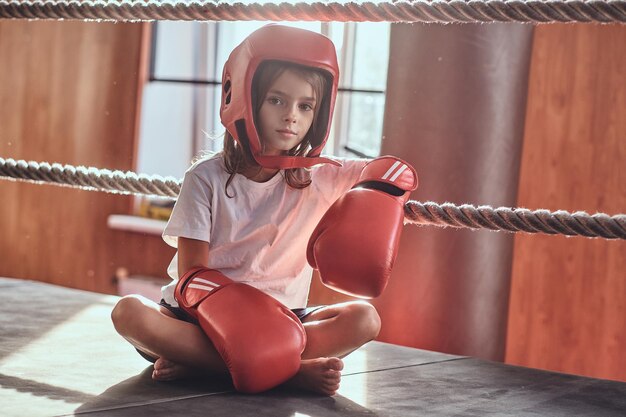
xmin=307 ymin=156 xmax=418 ymax=298
xmin=174 ymin=267 xmax=306 ymax=393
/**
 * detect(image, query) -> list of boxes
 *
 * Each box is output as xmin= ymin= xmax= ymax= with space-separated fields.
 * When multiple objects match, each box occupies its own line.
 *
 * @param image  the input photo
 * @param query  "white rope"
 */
xmin=0 ymin=157 xmax=181 ymax=198
xmin=0 ymin=1 xmax=625 ymax=24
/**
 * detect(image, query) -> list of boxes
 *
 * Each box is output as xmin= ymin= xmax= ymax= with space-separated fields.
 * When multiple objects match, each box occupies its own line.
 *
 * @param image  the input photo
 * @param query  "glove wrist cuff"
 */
xmin=356 ymin=156 xmax=418 ymax=192
xmin=175 ymin=268 xmax=233 ymax=310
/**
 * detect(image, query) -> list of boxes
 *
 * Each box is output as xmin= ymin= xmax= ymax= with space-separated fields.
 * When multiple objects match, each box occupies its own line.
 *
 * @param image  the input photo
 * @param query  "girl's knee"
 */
xmin=362 ymin=302 xmax=382 ymax=339
xmin=345 ymin=301 xmax=381 ymax=340
xmin=111 ymin=295 xmax=148 ymax=335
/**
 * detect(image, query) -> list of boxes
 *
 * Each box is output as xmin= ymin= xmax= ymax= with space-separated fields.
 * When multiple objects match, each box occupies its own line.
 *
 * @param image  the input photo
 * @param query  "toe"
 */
xmin=324 ymin=368 xmax=341 ymax=378
xmin=324 ymin=384 xmax=339 ymax=396
xmin=153 ymin=359 xmax=164 ymax=370
xmin=328 ymin=357 xmax=344 ymax=371
xmin=154 ymin=358 xmax=173 ymax=370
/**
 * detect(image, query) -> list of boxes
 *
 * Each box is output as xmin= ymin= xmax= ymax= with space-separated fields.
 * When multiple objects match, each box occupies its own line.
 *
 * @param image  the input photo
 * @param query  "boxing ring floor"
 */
xmin=1 ymin=277 xmax=625 ymax=417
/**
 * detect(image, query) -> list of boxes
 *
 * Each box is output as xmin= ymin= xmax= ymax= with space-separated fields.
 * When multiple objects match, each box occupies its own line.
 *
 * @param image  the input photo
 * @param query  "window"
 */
xmin=136 ymin=21 xmax=390 ymax=179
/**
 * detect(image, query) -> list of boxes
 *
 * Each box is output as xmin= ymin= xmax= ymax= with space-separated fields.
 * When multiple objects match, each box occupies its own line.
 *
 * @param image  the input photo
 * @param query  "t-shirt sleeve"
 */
xmin=162 ymin=168 xmax=213 ymax=248
xmin=314 ymin=157 xmax=370 ymax=203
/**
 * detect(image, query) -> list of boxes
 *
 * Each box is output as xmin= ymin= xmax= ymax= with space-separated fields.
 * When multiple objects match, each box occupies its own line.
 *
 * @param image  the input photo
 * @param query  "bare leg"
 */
xmin=301 ymin=300 xmax=381 ymax=359
xmin=111 ymin=295 xmax=228 ymax=378
xmin=287 ymin=301 xmax=381 ymax=395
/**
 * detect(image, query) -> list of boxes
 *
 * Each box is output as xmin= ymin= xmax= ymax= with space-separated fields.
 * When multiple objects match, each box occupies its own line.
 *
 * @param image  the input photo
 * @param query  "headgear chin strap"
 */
xmin=220 ymin=24 xmax=342 ymax=169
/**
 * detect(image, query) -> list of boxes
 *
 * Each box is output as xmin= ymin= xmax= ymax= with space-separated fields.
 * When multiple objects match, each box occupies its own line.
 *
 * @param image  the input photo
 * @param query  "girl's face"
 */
xmin=257 ymin=69 xmax=316 ymax=156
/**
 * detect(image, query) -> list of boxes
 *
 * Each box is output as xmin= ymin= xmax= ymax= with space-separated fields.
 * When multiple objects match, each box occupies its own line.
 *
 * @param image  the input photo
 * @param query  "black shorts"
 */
xmin=136 ymin=299 xmax=324 ymax=363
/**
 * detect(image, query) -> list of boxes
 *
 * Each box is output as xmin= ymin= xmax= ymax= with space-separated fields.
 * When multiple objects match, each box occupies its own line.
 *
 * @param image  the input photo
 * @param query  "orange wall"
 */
xmin=506 ymin=24 xmax=626 ymax=381
xmin=0 ymin=20 xmax=174 ymax=293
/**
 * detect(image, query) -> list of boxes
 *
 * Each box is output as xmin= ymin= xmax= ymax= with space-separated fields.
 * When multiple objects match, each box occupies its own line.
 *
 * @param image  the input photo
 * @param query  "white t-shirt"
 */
xmin=161 ymin=154 xmax=368 ymax=309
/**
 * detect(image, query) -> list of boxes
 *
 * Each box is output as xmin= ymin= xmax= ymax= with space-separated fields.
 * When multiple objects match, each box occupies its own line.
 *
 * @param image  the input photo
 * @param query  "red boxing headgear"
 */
xmin=220 ymin=25 xmax=341 ymax=169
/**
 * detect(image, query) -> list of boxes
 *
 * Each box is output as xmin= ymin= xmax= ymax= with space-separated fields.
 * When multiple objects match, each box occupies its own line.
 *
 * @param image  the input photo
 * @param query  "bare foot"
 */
xmin=152 ymin=357 xmax=201 ymax=381
xmin=288 ymin=357 xmax=344 ymax=396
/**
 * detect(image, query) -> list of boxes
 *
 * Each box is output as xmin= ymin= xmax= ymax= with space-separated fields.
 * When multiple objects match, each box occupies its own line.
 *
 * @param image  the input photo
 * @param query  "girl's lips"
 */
xmin=277 ymin=129 xmax=297 ymax=136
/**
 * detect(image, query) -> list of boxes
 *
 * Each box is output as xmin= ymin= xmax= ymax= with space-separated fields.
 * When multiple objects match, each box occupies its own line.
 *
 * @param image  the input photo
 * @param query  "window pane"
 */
xmin=153 ymin=21 xmax=197 ymax=80
xmin=351 ymin=23 xmax=390 ymax=90
xmin=346 ymin=92 xmax=386 ymax=157
xmin=153 ymin=22 xmax=217 ymax=81
xmin=137 ymin=83 xmax=194 ymax=178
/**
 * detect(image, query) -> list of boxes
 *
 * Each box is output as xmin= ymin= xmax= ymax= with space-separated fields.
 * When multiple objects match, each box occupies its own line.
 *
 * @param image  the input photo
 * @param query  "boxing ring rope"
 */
xmin=1 ymin=0 xmax=625 ymax=24
xmin=1 ymin=157 xmax=624 ymax=240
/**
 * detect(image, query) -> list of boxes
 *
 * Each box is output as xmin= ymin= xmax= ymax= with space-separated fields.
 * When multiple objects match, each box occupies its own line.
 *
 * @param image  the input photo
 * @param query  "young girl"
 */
xmin=111 ymin=24 xmax=380 ymax=396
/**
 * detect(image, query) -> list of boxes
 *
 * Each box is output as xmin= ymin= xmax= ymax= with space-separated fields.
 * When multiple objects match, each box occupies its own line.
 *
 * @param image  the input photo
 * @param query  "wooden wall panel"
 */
xmin=507 ymin=24 xmax=626 ymax=381
xmin=0 ymin=21 xmax=173 ymax=294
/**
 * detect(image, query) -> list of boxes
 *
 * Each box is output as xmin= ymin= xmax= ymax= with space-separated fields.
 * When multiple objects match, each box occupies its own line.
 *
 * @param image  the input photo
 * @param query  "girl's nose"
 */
xmin=284 ymin=106 xmax=297 ymax=123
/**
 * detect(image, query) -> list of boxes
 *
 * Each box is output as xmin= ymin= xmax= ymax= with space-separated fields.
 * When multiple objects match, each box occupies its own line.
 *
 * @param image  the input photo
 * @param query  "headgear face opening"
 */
xmin=220 ymin=25 xmax=341 ymax=169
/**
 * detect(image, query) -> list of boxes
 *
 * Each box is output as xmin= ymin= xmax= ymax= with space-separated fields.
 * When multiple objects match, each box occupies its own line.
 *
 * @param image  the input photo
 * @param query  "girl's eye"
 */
xmin=300 ymin=103 xmax=314 ymax=111
xmin=267 ymin=97 xmax=282 ymax=105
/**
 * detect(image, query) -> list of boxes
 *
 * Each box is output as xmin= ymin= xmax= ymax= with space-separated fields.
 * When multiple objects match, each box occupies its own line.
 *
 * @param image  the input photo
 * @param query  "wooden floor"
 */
xmin=1 ymin=277 xmax=625 ymax=417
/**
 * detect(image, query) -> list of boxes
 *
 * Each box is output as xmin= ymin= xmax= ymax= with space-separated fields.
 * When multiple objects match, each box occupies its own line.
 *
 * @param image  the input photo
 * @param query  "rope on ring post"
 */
xmin=0 ymin=1 xmax=625 ymax=24
xmin=1 ymin=157 xmax=625 ymax=240
xmin=404 ymin=201 xmax=626 ymax=240
xmin=0 ymin=157 xmax=181 ymax=198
